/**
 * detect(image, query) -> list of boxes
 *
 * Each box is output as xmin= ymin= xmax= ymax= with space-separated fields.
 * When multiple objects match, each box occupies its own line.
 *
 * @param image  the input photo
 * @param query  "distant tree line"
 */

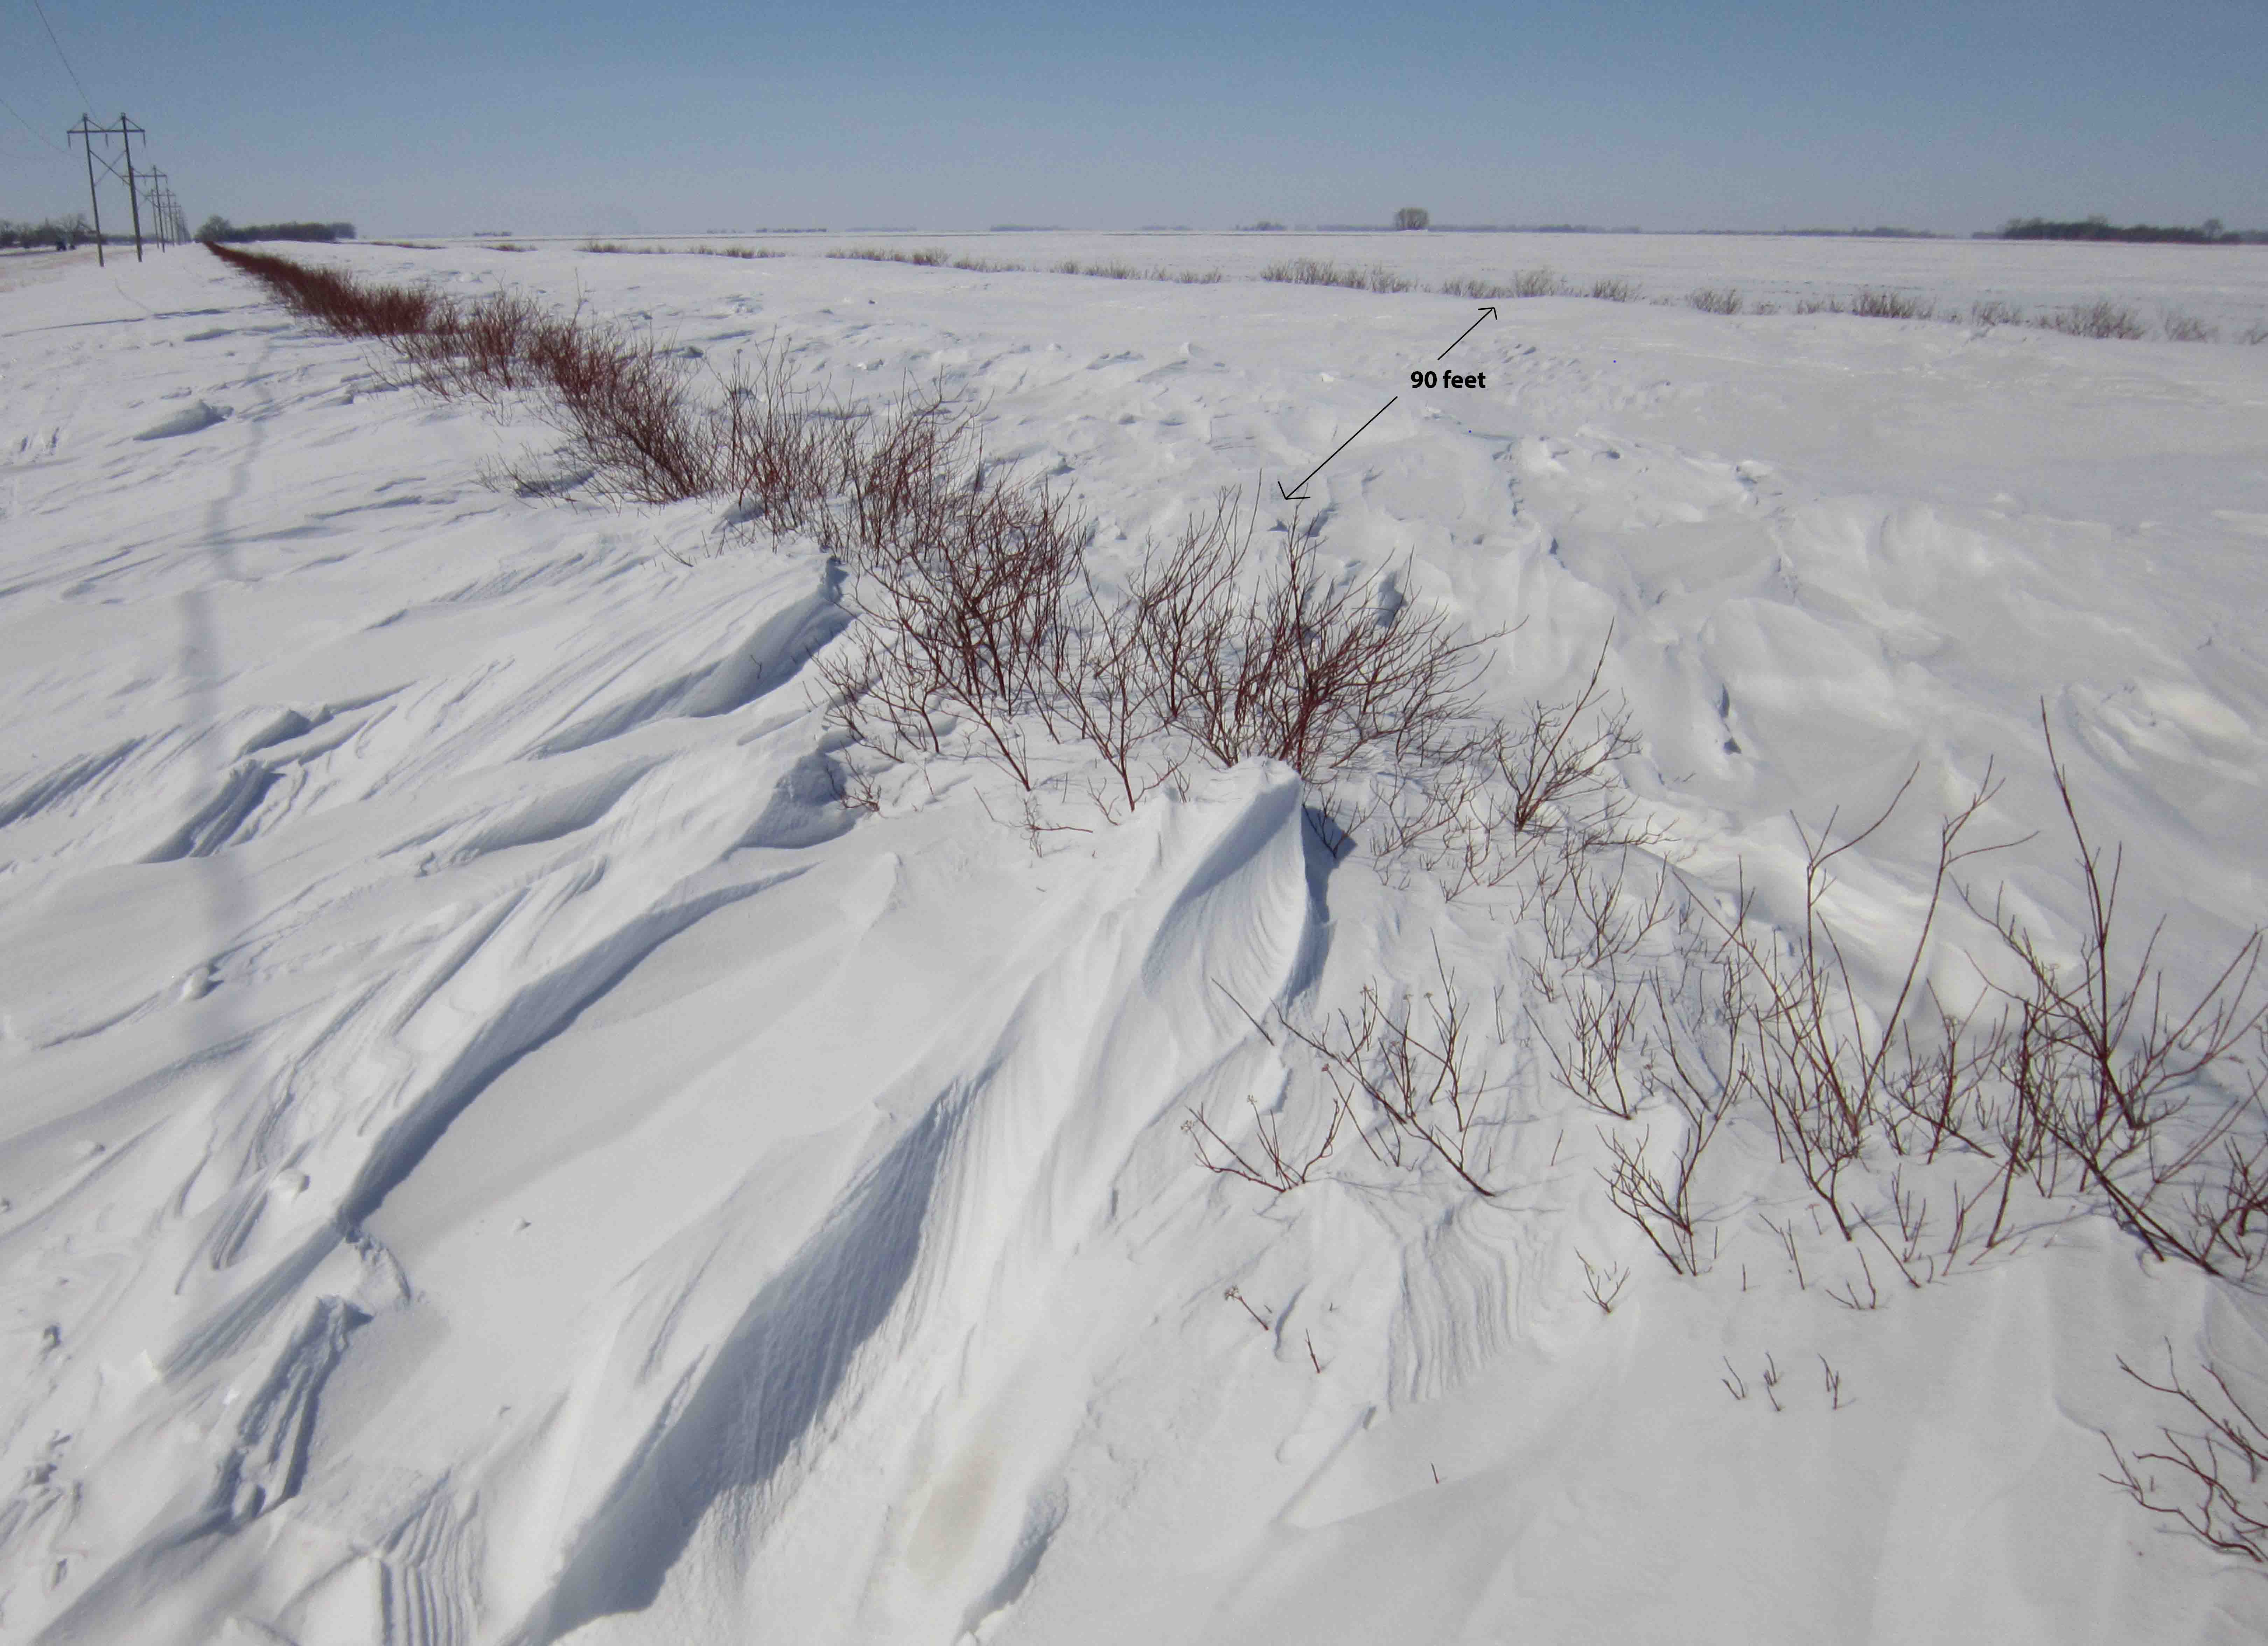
xmin=196 ymin=217 xmax=357 ymax=244
xmin=1997 ymin=215 xmax=2254 ymax=244
xmin=0 ymin=216 xmax=93 ymax=249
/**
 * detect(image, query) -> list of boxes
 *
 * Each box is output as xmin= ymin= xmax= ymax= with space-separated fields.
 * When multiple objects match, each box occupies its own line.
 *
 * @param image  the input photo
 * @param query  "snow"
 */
xmin=542 ymin=228 xmax=2268 ymax=335
xmin=3 ymin=238 xmax=2267 ymax=1644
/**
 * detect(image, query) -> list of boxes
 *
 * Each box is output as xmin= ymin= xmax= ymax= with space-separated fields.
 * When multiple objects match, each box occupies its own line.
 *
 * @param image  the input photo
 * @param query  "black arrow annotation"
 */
xmin=1437 ymin=306 xmax=1497 ymax=361
xmin=1278 ymin=396 xmax=1399 ymax=501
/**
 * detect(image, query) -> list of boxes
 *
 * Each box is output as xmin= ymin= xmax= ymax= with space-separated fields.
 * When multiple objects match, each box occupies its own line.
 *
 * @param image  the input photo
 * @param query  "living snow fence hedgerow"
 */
xmin=205 ymin=243 xmax=1517 ymax=823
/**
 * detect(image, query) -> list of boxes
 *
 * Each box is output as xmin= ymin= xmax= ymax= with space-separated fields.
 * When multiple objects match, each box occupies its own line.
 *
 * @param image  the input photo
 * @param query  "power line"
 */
xmin=0 ymin=89 xmax=68 ymax=153
xmin=28 ymin=0 xmax=96 ymax=112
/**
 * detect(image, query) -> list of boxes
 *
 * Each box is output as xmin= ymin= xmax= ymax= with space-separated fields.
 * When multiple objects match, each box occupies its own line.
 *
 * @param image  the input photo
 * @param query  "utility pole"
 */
xmin=68 ymin=114 xmax=106 ymax=266
xmin=141 ymin=168 xmax=170 ymax=248
xmin=65 ymin=114 xmax=157 ymax=263
xmin=118 ymin=115 xmax=146 ymax=260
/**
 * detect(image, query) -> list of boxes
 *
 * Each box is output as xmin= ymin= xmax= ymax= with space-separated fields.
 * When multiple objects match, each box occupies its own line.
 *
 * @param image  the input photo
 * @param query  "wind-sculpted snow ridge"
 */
xmin=3 ymin=241 xmax=2267 ymax=1644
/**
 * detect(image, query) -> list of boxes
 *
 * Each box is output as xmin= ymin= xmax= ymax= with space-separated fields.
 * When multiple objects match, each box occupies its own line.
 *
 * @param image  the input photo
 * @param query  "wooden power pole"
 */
xmin=68 ymin=114 xmax=106 ymax=266
xmin=65 ymin=114 xmax=154 ymax=264
xmin=118 ymin=115 xmax=147 ymax=260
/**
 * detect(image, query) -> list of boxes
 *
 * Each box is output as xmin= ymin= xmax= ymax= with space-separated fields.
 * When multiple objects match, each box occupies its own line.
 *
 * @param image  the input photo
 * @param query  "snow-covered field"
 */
xmin=528 ymin=229 xmax=2268 ymax=336
xmin=4 ymin=239 xmax=2268 ymax=1644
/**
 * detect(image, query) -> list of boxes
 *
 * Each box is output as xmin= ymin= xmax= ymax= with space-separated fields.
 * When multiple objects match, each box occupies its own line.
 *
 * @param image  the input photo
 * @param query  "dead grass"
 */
xmin=1688 ymin=287 xmax=1744 ymax=315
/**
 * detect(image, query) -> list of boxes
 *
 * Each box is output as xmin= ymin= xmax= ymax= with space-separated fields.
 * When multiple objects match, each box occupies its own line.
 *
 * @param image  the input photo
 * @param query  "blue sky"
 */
xmin=3 ymin=0 xmax=2262 ymax=234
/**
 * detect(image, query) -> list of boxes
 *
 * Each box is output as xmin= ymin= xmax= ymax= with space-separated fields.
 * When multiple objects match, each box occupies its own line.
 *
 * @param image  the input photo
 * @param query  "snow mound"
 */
xmin=131 ymin=399 xmax=230 ymax=441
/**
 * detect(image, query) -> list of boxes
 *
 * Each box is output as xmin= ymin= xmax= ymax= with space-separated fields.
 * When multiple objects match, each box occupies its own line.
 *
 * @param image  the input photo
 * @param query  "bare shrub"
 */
xmin=1969 ymin=724 xmax=2268 ymax=1275
xmin=822 ymin=462 xmax=1091 ymax=790
xmin=1794 ymin=296 xmax=1844 ymax=316
xmin=402 ymin=288 xmax=549 ymax=401
xmin=1633 ymin=716 xmax=2268 ymax=1282
xmin=1367 ymin=638 xmax=1655 ymax=899
xmin=1969 ymin=299 xmax=2024 ymax=327
xmin=1588 ymin=276 xmax=1640 ymax=302
xmin=1438 ymin=268 xmax=1565 ymax=301
xmin=1576 ymin=1250 xmax=1630 ymax=1313
xmin=826 ymin=246 xmax=947 ymax=267
xmin=1688 ymin=287 xmax=1744 ymax=315
xmin=1600 ymin=1099 xmax=1723 ymax=1273
xmin=711 ymin=342 xmax=894 ymax=538
xmin=516 ymin=310 xmax=716 ymax=504
xmin=2159 ymin=308 xmax=2219 ymax=343
xmin=2241 ymin=323 xmax=2268 ymax=346
xmin=1436 ymin=276 xmax=1511 ymax=300
xmin=1487 ymin=642 xmax=1640 ymax=839
xmin=1038 ymin=496 xmax=1246 ymax=810
xmin=1261 ymin=258 xmax=1414 ymax=294
xmin=1186 ymin=1091 xmax=1343 ymax=1194
xmin=1850 ymin=288 xmax=1934 ymax=320
xmin=1166 ymin=510 xmax=1489 ymax=779
xmin=2040 ymin=299 xmax=2147 ymax=340
xmin=2105 ymin=1345 xmax=2268 ymax=1561
xmin=1277 ymin=954 xmax=1502 ymax=1195
xmin=1707 ymin=774 xmax=2009 ymax=1242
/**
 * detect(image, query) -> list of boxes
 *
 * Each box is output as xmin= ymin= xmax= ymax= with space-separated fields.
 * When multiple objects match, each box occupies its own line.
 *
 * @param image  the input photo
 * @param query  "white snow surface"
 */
xmin=533 ymin=229 xmax=2268 ymax=335
xmin=1 ymin=241 xmax=2266 ymax=1643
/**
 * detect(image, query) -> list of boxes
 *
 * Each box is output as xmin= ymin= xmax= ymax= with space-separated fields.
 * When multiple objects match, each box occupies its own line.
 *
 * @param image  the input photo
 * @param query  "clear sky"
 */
xmin=2 ymin=0 xmax=2262 ymax=236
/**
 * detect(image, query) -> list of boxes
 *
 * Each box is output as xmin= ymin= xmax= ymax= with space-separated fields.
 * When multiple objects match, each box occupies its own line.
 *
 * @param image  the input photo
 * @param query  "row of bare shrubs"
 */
xmin=206 ymin=242 xmax=446 ymax=339
xmin=581 ymin=240 xmax=780 ymax=260
xmin=210 ymin=242 xmax=1514 ymax=830
xmin=211 ymin=242 xmax=979 ymax=530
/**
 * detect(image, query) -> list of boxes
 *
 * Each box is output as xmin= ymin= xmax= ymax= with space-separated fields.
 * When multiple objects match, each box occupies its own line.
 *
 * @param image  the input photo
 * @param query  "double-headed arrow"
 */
xmin=1277 ymin=396 xmax=1398 ymax=501
xmin=1275 ymin=307 xmax=1496 ymax=502
xmin=1437 ymin=305 xmax=1497 ymax=360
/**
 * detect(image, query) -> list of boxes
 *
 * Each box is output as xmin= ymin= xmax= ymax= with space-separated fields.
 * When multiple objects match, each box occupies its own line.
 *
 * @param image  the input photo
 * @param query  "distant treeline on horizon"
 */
xmin=196 ymin=218 xmax=358 ymax=245
xmin=0 ymin=218 xmax=90 ymax=248
xmin=1254 ymin=224 xmax=1953 ymax=238
xmin=1993 ymin=216 xmax=2261 ymax=245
